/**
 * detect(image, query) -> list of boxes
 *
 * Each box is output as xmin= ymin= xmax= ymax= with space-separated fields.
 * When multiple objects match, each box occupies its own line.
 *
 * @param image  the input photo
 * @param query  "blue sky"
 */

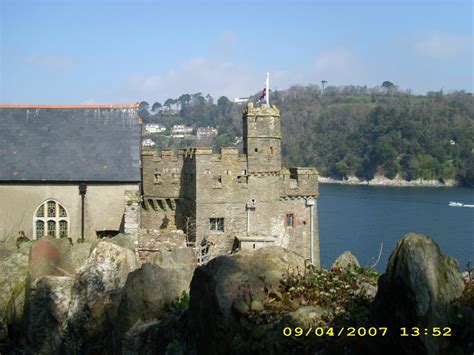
xmin=1 ymin=0 xmax=472 ymax=104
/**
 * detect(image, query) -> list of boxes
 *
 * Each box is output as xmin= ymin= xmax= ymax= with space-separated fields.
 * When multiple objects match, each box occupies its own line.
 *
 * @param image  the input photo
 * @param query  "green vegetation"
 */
xmin=142 ymin=84 xmax=474 ymax=186
xmin=241 ymin=264 xmax=378 ymax=327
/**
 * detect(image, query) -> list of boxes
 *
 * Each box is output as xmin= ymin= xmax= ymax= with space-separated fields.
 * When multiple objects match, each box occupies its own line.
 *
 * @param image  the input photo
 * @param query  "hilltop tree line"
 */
xmin=140 ymin=84 xmax=474 ymax=186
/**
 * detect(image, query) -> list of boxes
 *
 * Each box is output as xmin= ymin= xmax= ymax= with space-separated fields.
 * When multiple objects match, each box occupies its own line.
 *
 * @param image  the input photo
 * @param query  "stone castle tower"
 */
xmin=243 ymin=103 xmax=281 ymax=173
xmin=141 ymin=102 xmax=320 ymax=265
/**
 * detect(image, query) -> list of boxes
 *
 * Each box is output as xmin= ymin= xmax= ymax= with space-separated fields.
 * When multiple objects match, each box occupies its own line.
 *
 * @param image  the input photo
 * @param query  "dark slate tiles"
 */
xmin=0 ymin=108 xmax=141 ymax=181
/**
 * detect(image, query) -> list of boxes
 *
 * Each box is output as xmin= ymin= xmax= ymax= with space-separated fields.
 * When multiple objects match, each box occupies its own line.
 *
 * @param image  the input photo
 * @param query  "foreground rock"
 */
xmin=0 ymin=249 xmax=29 ymax=351
xmin=331 ymin=250 xmax=360 ymax=270
xmin=29 ymin=237 xmax=93 ymax=279
xmin=117 ymin=263 xmax=191 ymax=335
xmin=118 ymin=263 xmax=193 ymax=353
xmin=189 ymin=246 xmax=305 ymax=354
xmin=42 ymin=241 xmax=138 ymax=353
xmin=23 ymin=276 xmax=74 ymax=353
xmin=371 ymin=233 xmax=466 ymax=355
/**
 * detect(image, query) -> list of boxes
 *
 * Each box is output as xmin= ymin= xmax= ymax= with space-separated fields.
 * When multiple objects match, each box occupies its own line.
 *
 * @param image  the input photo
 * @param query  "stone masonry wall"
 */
xmin=243 ymin=103 xmax=281 ymax=173
xmin=139 ymin=102 xmax=320 ymax=267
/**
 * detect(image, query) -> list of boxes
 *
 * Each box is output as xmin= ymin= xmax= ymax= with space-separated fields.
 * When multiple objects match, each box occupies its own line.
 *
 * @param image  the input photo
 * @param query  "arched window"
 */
xmin=34 ymin=200 xmax=69 ymax=239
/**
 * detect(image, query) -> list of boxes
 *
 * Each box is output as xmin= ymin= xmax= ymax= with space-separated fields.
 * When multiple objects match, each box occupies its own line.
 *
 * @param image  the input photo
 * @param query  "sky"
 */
xmin=0 ymin=0 xmax=472 ymax=104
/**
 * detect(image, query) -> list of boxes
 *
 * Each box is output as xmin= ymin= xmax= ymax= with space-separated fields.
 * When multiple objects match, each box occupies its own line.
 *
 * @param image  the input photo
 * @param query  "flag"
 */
xmin=259 ymin=88 xmax=266 ymax=101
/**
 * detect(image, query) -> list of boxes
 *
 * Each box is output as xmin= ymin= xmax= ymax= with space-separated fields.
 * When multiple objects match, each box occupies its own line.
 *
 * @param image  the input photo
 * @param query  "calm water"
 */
xmin=318 ymin=184 xmax=474 ymax=272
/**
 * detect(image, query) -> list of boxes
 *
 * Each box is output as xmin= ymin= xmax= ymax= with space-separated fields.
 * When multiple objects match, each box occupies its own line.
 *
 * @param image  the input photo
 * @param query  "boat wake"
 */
xmin=449 ymin=201 xmax=474 ymax=208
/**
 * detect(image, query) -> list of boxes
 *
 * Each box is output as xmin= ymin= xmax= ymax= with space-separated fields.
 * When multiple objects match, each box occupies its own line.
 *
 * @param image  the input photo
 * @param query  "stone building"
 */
xmin=142 ymin=103 xmax=320 ymax=265
xmin=0 ymin=104 xmax=141 ymax=242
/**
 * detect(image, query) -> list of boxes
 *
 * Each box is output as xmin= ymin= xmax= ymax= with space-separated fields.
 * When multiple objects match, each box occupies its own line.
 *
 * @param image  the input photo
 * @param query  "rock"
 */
xmin=287 ymin=306 xmax=325 ymax=328
xmin=146 ymin=247 xmax=196 ymax=269
xmin=30 ymin=238 xmax=72 ymax=279
xmin=249 ymin=300 xmax=264 ymax=312
xmin=62 ymin=241 xmax=138 ymax=353
xmin=145 ymin=247 xmax=197 ymax=296
xmin=331 ymin=251 xmax=360 ymax=270
xmin=189 ymin=246 xmax=305 ymax=354
xmin=29 ymin=237 xmax=94 ymax=279
xmin=23 ymin=276 xmax=74 ymax=354
xmin=357 ymin=281 xmax=377 ymax=300
xmin=0 ymin=249 xmax=29 ymax=351
xmin=63 ymin=242 xmax=94 ymax=272
xmin=116 ymin=263 xmax=191 ymax=337
xmin=105 ymin=233 xmax=135 ymax=252
xmin=371 ymin=233 xmax=465 ymax=355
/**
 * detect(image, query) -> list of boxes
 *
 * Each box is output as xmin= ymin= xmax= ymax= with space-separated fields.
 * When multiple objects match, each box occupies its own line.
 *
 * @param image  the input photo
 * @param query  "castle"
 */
xmin=0 ymin=102 xmax=320 ymax=266
xmin=141 ymin=102 xmax=320 ymax=265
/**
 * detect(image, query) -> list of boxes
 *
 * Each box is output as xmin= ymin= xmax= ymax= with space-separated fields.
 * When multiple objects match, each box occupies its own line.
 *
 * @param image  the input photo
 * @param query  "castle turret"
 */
xmin=243 ymin=102 xmax=281 ymax=173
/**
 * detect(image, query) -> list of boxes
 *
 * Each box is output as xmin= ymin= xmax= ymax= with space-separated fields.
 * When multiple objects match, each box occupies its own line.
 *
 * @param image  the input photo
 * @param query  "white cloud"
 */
xmin=117 ymin=57 xmax=263 ymax=103
xmin=25 ymin=55 xmax=75 ymax=71
xmin=414 ymin=35 xmax=472 ymax=60
xmin=116 ymin=48 xmax=371 ymax=103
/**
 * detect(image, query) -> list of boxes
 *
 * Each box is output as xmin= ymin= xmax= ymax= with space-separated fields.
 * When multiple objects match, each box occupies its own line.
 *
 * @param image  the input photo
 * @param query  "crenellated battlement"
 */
xmin=280 ymin=167 xmax=319 ymax=197
xmin=140 ymin=100 xmax=320 ymax=266
xmin=244 ymin=102 xmax=280 ymax=117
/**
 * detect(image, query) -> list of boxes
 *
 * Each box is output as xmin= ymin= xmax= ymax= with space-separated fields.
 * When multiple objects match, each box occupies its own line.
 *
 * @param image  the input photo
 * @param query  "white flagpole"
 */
xmin=266 ymin=72 xmax=270 ymax=105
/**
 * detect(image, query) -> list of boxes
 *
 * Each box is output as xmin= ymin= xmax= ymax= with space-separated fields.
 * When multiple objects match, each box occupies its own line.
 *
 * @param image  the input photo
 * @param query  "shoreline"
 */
xmin=318 ymin=176 xmax=459 ymax=188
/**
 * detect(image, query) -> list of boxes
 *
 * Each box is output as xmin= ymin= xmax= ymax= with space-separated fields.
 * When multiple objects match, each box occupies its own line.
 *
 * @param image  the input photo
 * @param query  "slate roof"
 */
xmin=0 ymin=105 xmax=141 ymax=182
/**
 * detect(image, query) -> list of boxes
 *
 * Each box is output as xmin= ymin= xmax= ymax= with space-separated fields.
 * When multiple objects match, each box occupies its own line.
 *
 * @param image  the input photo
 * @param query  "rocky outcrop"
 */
xmin=117 ymin=263 xmax=191 ymax=336
xmin=23 ymin=276 xmax=74 ymax=354
xmin=62 ymin=241 xmax=138 ymax=353
xmin=318 ymin=175 xmax=458 ymax=187
xmin=118 ymin=262 xmax=195 ymax=354
xmin=331 ymin=250 xmax=360 ymax=270
xmin=371 ymin=233 xmax=466 ymax=355
xmin=29 ymin=237 xmax=94 ymax=279
xmin=0 ymin=249 xmax=29 ymax=351
xmin=188 ymin=246 xmax=305 ymax=354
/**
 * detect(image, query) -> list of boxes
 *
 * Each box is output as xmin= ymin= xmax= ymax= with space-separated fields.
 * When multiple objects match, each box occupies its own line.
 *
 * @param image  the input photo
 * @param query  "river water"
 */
xmin=318 ymin=184 xmax=474 ymax=272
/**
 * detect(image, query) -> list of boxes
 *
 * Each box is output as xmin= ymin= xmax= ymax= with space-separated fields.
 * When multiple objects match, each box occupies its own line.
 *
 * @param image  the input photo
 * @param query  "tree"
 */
xmin=139 ymin=101 xmax=150 ymax=121
xmin=217 ymin=96 xmax=231 ymax=113
xmin=164 ymin=98 xmax=174 ymax=110
xmin=139 ymin=101 xmax=149 ymax=111
xmin=382 ymin=81 xmax=395 ymax=95
xmin=151 ymin=102 xmax=162 ymax=113
xmin=178 ymin=94 xmax=191 ymax=109
xmin=206 ymin=94 xmax=213 ymax=105
xmin=321 ymin=80 xmax=328 ymax=94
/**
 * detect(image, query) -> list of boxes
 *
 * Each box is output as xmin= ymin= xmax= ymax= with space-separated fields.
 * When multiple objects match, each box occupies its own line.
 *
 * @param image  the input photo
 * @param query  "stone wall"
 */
xmin=274 ymin=197 xmax=319 ymax=265
xmin=243 ymin=103 xmax=281 ymax=173
xmin=139 ymin=102 xmax=320 ymax=267
xmin=280 ymin=167 xmax=319 ymax=197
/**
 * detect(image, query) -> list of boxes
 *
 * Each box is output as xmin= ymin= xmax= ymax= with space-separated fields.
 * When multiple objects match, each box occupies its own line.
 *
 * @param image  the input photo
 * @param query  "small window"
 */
xmin=210 ymin=218 xmax=224 ymax=232
xmin=255 ymin=148 xmax=258 ymax=153
xmin=59 ymin=221 xmax=68 ymax=238
xmin=154 ymin=173 xmax=162 ymax=184
xmin=59 ymin=205 xmax=67 ymax=217
xmin=286 ymin=214 xmax=294 ymax=227
xmin=213 ymin=175 xmax=222 ymax=188
xmin=47 ymin=220 xmax=56 ymax=236
xmin=47 ymin=201 xmax=56 ymax=217
xmin=36 ymin=221 xmax=44 ymax=238
xmin=172 ymin=173 xmax=179 ymax=184
xmin=34 ymin=200 xmax=69 ymax=239
xmin=36 ymin=205 xmax=44 ymax=217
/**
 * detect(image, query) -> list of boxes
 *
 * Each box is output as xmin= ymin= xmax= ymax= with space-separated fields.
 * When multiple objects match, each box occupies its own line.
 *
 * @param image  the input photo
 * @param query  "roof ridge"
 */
xmin=0 ymin=103 xmax=140 ymax=109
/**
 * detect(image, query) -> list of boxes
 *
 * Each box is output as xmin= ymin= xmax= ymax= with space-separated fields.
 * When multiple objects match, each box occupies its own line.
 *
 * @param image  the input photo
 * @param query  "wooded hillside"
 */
xmin=141 ymin=85 xmax=474 ymax=186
